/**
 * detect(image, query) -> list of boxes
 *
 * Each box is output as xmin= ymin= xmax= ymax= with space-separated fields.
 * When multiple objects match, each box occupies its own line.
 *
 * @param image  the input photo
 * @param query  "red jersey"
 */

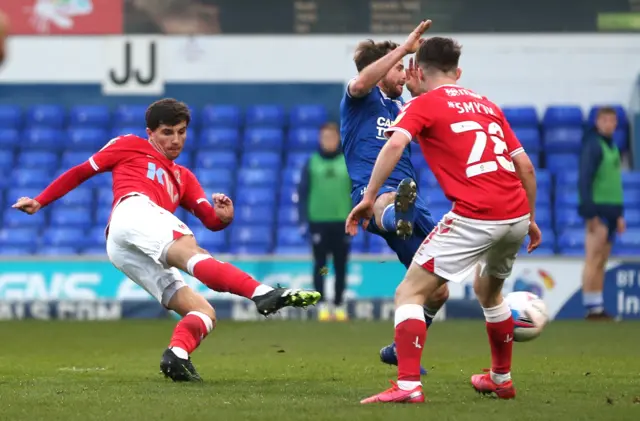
xmin=35 ymin=134 xmax=227 ymax=231
xmin=386 ymin=84 xmax=529 ymax=221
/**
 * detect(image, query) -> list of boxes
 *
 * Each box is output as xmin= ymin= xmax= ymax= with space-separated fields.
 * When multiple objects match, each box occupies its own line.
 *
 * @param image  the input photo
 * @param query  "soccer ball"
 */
xmin=504 ymin=291 xmax=548 ymax=342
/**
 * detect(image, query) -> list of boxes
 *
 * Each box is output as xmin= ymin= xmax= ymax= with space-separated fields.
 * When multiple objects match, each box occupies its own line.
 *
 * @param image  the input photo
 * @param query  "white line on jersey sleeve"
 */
xmin=88 ymin=157 xmax=99 ymax=171
xmin=509 ymin=147 xmax=525 ymax=158
xmin=384 ymin=126 xmax=413 ymax=143
xmin=196 ymin=198 xmax=210 ymax=205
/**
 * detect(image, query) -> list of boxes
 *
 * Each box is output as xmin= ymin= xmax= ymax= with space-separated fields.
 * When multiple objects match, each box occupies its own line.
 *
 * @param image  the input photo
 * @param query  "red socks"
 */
xmin=169 ymin=311 xmax=214 ymax=355
xmin=187 ymin=254 xmax=262 ymax=299
xmin=483 ymin=301 xmax=514 ymax=375
xmin=394 ymin=304 xmax=427 ymax=382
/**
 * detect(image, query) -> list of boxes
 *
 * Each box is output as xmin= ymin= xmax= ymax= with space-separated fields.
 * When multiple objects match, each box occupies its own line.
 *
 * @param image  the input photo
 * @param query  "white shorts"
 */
xmin=106 ymin=195 xmax=193 ymax=306
xmin=413 ymin=212 xmax=529 ymax=283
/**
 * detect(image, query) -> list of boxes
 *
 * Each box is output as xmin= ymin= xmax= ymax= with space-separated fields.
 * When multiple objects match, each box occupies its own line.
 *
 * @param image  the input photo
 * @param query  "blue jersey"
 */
xmin=340 ymin=84 xmax=417 ymax=191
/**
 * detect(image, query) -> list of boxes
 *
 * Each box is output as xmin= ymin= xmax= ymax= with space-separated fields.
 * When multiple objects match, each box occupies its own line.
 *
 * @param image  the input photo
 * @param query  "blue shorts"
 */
xmin=593 ymin=205 xmax=623 ymax=243
xmin=352 ymin=185 xmax=436 ymax=268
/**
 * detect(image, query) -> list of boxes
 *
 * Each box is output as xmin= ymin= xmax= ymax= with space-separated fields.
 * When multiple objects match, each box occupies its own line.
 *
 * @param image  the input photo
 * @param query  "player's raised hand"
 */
xmin=212 ymin=193 xmax=234 ymax=224
xmin=12 ymin=197 xmax=42 ymax=215
xmin=345 ymin=198 xmax=374 ymax=236
xmin=527 ymin=221 xmax=542 ymax=253
xmin=405 ymin=56 xmax=424 ymax=97
xmin=402 ymin=19 xmax=431 ymax=54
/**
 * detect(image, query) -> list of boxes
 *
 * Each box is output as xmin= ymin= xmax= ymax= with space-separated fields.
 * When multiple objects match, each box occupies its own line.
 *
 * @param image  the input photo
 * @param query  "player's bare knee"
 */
xmin=431 ymin=284 xmax=450 ymax=306
xmin=165 ymin=235 xmax=201 ymax=270
xmin=373 ymin=192 xmax=395 ymax=227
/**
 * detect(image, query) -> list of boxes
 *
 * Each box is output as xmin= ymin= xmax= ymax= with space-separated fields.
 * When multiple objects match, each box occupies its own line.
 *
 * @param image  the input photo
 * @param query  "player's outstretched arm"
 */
xmin=181 ymin=171 xmax=233 ymax=232
xmin=349 ymin=20 xmax=431 ymax=98
xmin=364 ymin=132 xmax=412 ymax=203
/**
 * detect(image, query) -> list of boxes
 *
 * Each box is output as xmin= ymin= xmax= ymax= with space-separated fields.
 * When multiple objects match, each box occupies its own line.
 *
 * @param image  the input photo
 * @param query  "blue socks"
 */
xmin=381 ymin=204 xmax=396 ymax=232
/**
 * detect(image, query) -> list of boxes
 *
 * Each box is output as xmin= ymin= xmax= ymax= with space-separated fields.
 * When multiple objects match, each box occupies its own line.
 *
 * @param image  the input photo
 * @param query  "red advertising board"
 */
xmin=2 ymin=0 xmax=122 ymax=35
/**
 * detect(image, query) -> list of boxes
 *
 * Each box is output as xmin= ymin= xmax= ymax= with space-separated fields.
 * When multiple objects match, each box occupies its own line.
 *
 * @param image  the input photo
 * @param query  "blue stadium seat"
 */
xmin=623 ymin=189 xmax=640 ymax=206
xmin=546 ymin=154 xmax=579 ymax=173
xmin=289 ymin=105 xmax=328 ymax=128
xmin=0 ymin=105 xmax=22 ymax=129
xmin=174 ymin=152 xmax=192 ymax=167
xmin=411 ymin=153 xmax=428 ymax=171
xmin=368 ymin=235 xmax=394 ymax=254
xmin=230 ymin=225 xmax=273 ymax=248
xmin=195 ymin=151 xmax=237 ymax=169
xmin=428 ymin=205 xmax=450 ymax=221
xmin=111 ymin=126 xmax=146 ymax=139
xmin=502 ymin=106 xmax=538 ymax=128
xmin=61 ymin=151 xmax=90 ymax=168
xmin=423 ymin=188 xmax=450 ymax=206
xmin=613 ymin=128 xmax=628 ymax=152
xmin=242 ymin=151 xmax=281 ymax=169
xmin=418 ymin=170 xmax=438 ymax=188
xmin=277 ymin=226 xmax=306 ymax=246
xmin=280 ymin=186 xmax=299 ymax=205
xmin=13 ymin=169 xmax=51 ymax=188
xmin=199 ymin=128 xmax=240 ymax=151
xmin=87 ymin=174 xmax=112 ymax=188
xmin=97 ymin=188 xmax=113 ymax=206
xmin=95 ymin=207 xmax=112 ymax=225
xmin=69 ymin=105 xmax=111 ymax=128
xmin=537 ymin=170 xmax=551 ymax=189
xmin=26 ymin=104 xmax=65 ymax=129
xmin=286 ymin=152 xmax=311 ymax=169
xmin=0 ymin=228 xmax=40 ymax=247
xmin=274 ymin=245 xmax=310 ymax=255
xmin=543 ymin=128 xmax=583 ymax=153
xmin=555 ymin=188 xmax=579 ymax=206
xmin=0 ymin=150 xmax=13 ymax=167
xmin=555 ymin=170 xmax=578 ymax=187
xmin=235 ymin=205 xmax=275 ymax=225
xmin=50 ymin=207 xmax=93 ymax=228
xmin=245 ymin=105 xmax=285 ymax=128
xmin=555 ymin=206 xmax=582 ymax=228
xmin=59 ymin=188 xmax=93 ymax=207
xmin=193 ymin=231 xmax=227 ymax=253
xmin=37 ymin=246 xmax=79 ymax=255
xmin=66 ymin=128 xmax=108 ymax=151
xmin=282 ymin=168 xmax=302 ymax=186
xmin=528 ymin=153 xmax=540 ymax=168
xmin=287 ymin=128 xmax=319 ymax=151
xmin=88 ymin=226 xmax=107 ymax=247
xmin=351 ymin=231 xmax=368 ymax=253
xmin=22 ymin=128 xmax=63 ymax=150
xmin=557 ymin=228 xmax=585 ymax=250
xmin=81 ymin=246 xmax=107 ymax=255
xmin=244 ymin=128 xmax=284 ymax=151
xmin=0 ymin=246 xmax=34 ymax=255
xmin=201 ymin=183 xmax=234 ymax=197
xmin=17 ymin=151 xmax=58 ymax=170
xmin=536 ymin=207 xmax=553 ymax=229
xmin=229 ymin=244 xmax=271 ymax=254
xmin=537 ymin=188 xmax=552 ymax=206
xmin=278 ymin=206 xmax=300 ymax=225
xmin=237 ymin=169 xmax=278 ymax=187
xmin=3 ymin=210 xmax=45 ymax=228
xmin=0 ymin=128 xmax=20 ymax=149
xmin=624 ymin=209 xmax=640 ymax=227
xmin=587 ymin=104 xmax=627 ymax=127
xmin=513 ymin=127 xmax=541 ymax=152
xmin=42 ymin=227 xmax=86 ymax=247
xmin=201 ymin=105 xmax=241 ymax=128
xmin=6 ymin=188 xmax=40 ymax=204
xmin=236 ymin=187 xmax=276 ymax=206
xmin=542 ymin=105 xmax=584 ymax=128
xmin=617 ymin=229 xmax=640 ymax=250
xmin=114 ymin=105 xmax=147 ymax=126
xmin=195 ymin=169 xmax=234 ymax=186
xmin=181 ymin=129 xmax=198 ymax=152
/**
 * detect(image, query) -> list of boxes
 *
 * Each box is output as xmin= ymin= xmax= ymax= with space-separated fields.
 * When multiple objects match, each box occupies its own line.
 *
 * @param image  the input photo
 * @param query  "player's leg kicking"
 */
xmin=360 ymin=214 xmax=528 ymax=403
xmin=358 ymin=178 xmax=449 ymax=374
xmin=107 ymin=195 xmax=321 ymax=381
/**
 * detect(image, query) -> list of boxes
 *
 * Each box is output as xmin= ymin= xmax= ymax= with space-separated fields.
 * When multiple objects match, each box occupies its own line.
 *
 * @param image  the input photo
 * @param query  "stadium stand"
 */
xmin=0 ymin=103 xmax=635 ymax=256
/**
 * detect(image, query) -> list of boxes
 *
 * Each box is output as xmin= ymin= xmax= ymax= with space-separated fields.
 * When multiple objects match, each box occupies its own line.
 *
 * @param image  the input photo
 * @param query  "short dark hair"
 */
xmin=145 ymin=98 xmax=191 ymax=131
xmin=416 ymin=37 xmax=462 ymax=74
xmin=353 ymin=39 xmax=399 ymax=72
xmin=596 ymin=106 xmax=617 ymax=118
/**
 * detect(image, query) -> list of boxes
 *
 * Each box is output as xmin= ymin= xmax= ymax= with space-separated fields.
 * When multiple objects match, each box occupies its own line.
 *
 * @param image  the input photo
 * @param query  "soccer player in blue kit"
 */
xmin=340 ymin=20 xmax=449 ymax=374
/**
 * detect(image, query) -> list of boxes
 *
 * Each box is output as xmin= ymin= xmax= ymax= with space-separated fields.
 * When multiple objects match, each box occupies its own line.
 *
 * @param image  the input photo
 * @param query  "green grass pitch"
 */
xmin=0 ymin=320 xmax=638 ymax=420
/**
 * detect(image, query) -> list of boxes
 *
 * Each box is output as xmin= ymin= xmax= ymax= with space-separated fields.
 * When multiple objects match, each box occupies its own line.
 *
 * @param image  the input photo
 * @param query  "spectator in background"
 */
xmin=578 ymin=107 xmax=625 ymax=320
xmin=298 ymin=123 xmax=352 ymax=322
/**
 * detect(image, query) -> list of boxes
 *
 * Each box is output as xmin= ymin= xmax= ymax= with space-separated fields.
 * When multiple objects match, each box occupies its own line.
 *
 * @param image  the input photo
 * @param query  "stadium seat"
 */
xmin=617 ymin=229 xmax=640 ymax=249
xmin=278 ymin=206 xmax=300 ymax=225
xmin=88 ymin=226 xmax=107 ymax=247
xmin=282 ymin=168 xmax=302 ymax=186
xmin=69 ymin=105 xmax=111 ymax=128
xmin=288 ymin=128 xmax=319 ymax=151
xmin=546 ymin=153 xmax=579 ymax=173
xmin=555 ymin=188 xmax=579 ymax=206
xmin=289 ymin=105 xmax=328 ymax=128
xmin=0 ymin=150 xmax=13 ymax=167
xmin=26 ymin=104 xmax=65 ymax=129
xmin=229 ymin=244 xmax=271 ymax=254
xmin=557 ymin=228 xmax=585 ymax=250
xmin=502 ymin=106 xmax=538 ymax=128
xmin=81 ymin=246 xmax=107 ymax=255
xmin=528 ymin=153 xmax=540 ymax=168
xmin=0 ymin=246 xmax=34 ymax=255
xmin=61 ymin=151 xmax=90 ymax=168
xmin=555 ymin=170 xmax=578 ymax=187
xmin=245 ymin=105 xmax=285 ymax=128
xmin=174 ymin=152 xmax=192 ymax=167
xmin=201 ymin=105 xmax=241 ymax=128
xmin=418 ymin=170 xmax=438 ymax=188
xmin=286 ymin=152 xmax=311 ymax=169
xmin=6 ymin=188 xmax=40 ymax=204
xmin=13 ymin=169 xmax=51 ymax=188
xmin=97 ymin=188 xmax=113 ymax=206
xmin=241 ymin=151 xmax=282 ymax=169
xmin=613 ymin=127 xmax=628 ymax=152
xmin=624 ymin=209 xmax=640 ymax=227
xmin=17 ymin=151 xmax=58 ymax=170
xmin=236 ymin=168 xmax=279 ymax=187
xmin=235 ymin=205 xmax=275 ymax=225
xmin=623 ymin=189 xmax=640 ymax=206
xmin=277 ymin=226 xmax=306 ymax=247
xmin=22 ymin=128 xmax=64 ymax=150
xmin=201 ymin=183 xmax=234 ymax=197
xmin=195 ymin=169 xmax=234 ymax=186
xmin=542 ymin=105 xmax=584 ymax=128
xmin=280 ymin=186 xmax=299 ymax=205
xmin=230 ymin=225 xmax=273 ymax=248
xmin=543 ymin=128 xmax=583 ymax=153
xmin=423 ymin=188 xmax=450 ymax=206
xmin=66 ymin=128 xmax=108 ymax=151
xmin=37 ymin=246 xmax=79 ymax=255
xmin=193 ymin=230 xmax=227 ymax=253
xmin=199 ymin=128 xmax=240 ymax=151
xmin=59 ymin=188 xmax=93 ymax=207
xmin=536 ymin=207 xmax=553 ymax=229
xmin=3 ymin=210 xmax=46 ymax=228
xmin=512 ymin=127 xmax=541 ymax=152
xmin=243 ymin=128 xmax=284 ymax=151
xmin=411 ymin=153 xmax=428 ymax=171
xmin=95 ymin=207 xmax=112 ymax=225
xmin=42 ymin=227 xmax=86 ymax=247
xmin=114 ymin=104 xmax=147 ymax=126
xmin=368 ymin=235 xmax=394 ymax=254
xmin=274 ymin=245 xmax=310 ymax=255
xmin=555 ymin=207 xmax=583 ymax=230
xmin=111 ymin=126 xmax=146 ymax=139
xmin=235 ymin=187 xmax=276 ymax=206
xmin=0 ymin=128 xmax=20 ymax=149
xmin=195 ymin=151 xmax=237 ymax=169
xmin=587 ymin=104 xmax=627 ymax=127
xmin=536 ymin=170 xmax=551 ymax=189
xmin=537 ymin=189 xmax=552 ymax=206
xmin=50 ymin=207 xmax=93 ymax=228
xmin=0 ymin=105 xmax=22 ymax=129
xmin=86 ymin=174 xmax=112 ymax=188
xmin=351 ymin=231 xmax=368 ymax=253
xmin=0 ymin=228 xmax=40 ymax=247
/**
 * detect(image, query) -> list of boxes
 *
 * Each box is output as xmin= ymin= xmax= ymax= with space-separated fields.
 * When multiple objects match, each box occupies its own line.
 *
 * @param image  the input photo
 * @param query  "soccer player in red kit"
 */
xmin=13 ymin=99 xmax=321 ymax=382
xmin=346 ymin=37 xmax=542 ymax=403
